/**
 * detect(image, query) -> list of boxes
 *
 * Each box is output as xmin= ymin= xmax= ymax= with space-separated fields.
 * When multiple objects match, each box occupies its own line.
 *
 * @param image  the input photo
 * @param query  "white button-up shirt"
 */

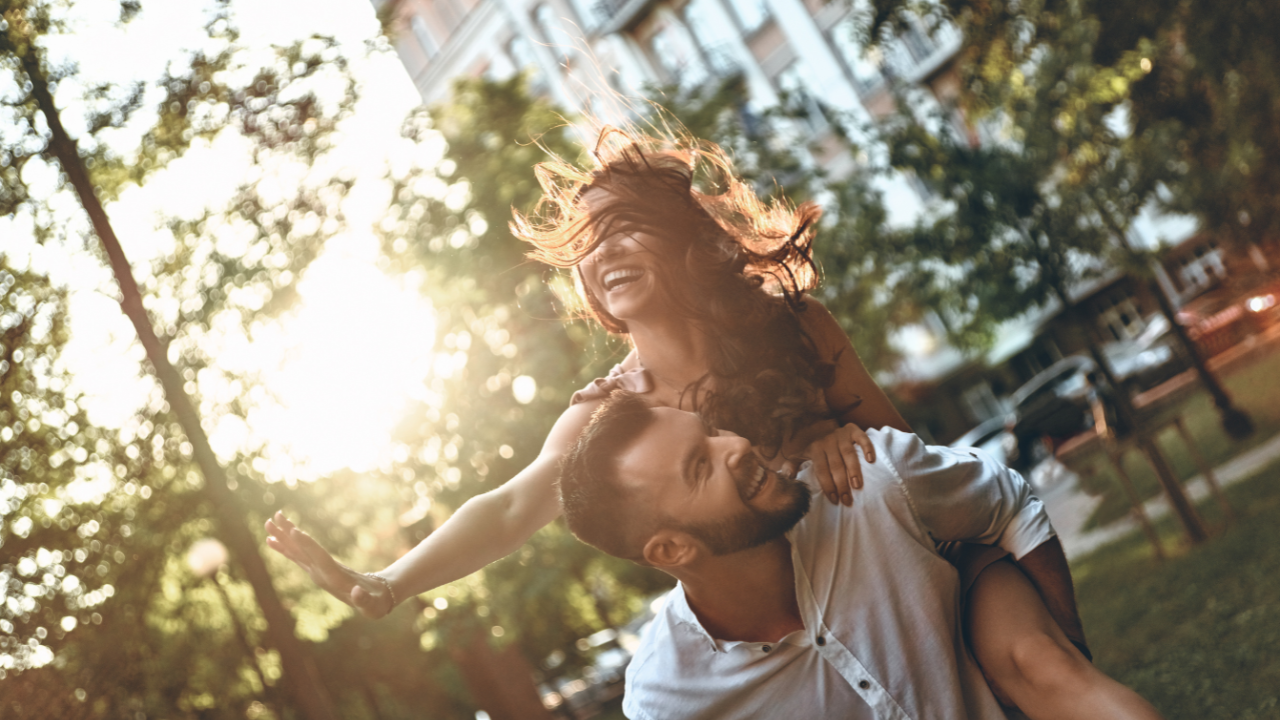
xmin=622 ymin=428 xmax=1055 ymax=720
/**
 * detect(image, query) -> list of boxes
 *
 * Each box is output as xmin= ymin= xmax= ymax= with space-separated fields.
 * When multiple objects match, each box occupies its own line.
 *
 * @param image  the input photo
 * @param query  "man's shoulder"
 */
xmin=789 ymin=428 xmax=951 ymax=555
xmin=623 ymin=589 xmax=720 ymax=719
xmin=862 ymin=427 xmax=995 ymax=485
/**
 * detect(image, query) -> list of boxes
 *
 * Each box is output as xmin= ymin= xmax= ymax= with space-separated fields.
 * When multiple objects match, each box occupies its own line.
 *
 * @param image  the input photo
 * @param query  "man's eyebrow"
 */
xmin=700 ymin=417 xmax=716 ymax=436
xmin=681 ymin=437 xmax=702 ymax=489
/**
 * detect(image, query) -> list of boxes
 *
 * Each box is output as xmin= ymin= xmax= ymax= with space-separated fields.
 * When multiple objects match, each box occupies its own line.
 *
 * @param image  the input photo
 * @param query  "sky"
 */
xmin=8 ymin=0 xmax=446 ymax=483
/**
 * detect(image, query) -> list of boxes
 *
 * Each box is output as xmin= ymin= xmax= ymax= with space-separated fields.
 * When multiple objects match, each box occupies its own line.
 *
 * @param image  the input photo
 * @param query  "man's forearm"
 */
xmin=1015 ymin=537 xmax=1087 ymax=649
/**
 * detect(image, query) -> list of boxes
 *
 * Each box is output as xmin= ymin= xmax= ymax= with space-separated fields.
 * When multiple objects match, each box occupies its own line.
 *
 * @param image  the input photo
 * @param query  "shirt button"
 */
xmin=858 ymin=680 xmax=871 ymax=690
xmin=762 ymin=645 xmax=772 ymax=653
xmin=816 ymin=636 xmax=826 ymax=646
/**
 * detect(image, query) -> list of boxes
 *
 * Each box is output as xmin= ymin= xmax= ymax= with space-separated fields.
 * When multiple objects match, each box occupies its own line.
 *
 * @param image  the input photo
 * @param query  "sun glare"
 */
xmin=215 ymin=237 xmax=436 ymax=482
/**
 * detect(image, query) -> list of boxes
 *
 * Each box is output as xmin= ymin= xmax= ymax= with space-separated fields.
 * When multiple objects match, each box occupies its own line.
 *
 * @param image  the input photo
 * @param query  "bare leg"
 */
xmin=966 ymin=561 xmax=1164 ymax=720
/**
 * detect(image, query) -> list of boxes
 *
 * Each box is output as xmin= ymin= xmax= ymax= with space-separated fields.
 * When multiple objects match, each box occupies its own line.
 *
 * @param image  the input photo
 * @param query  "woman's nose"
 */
xmin=593 ymin=236 xmax=625 ymax=260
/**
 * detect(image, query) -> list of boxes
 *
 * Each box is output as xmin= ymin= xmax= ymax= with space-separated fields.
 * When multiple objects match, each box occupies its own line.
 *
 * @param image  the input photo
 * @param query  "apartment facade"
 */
xmin=372 ymin=0 xmax=959 ymax=176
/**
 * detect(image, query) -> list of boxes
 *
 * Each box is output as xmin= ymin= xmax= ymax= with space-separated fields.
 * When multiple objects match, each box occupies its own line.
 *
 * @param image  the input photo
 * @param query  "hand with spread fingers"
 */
xmin=797 ymin=423 xmax=874 ymax=507
xmin=264 ymin=511 xmax=397 ymax=619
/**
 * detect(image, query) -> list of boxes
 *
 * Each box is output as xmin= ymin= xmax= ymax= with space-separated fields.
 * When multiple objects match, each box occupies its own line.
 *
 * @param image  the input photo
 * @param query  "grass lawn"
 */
xmin=1067 ymin=343 xmax=1280 ymax=529
xmin=1072 ymin=461 xmax=1280 ymax=719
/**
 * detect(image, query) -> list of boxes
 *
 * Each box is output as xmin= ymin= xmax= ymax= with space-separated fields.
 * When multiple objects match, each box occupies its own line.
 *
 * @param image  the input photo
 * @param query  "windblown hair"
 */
xmin=558 ymin=391 xmax=659 ymax=562
xmin=513 ymin=127 xmax=839 ymax=450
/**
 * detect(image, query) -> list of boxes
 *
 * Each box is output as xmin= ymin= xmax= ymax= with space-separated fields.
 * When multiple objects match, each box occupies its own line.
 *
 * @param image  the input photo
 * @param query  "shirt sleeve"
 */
xmin=877 ymin=428 xmax=1056 ymax=560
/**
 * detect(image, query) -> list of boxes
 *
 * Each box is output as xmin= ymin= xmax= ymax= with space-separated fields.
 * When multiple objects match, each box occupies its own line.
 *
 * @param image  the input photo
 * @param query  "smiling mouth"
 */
xmin=741 ymin=462 xmax=772 ymax=501
xmin=602 ymin=268 xmax=644 ymax=292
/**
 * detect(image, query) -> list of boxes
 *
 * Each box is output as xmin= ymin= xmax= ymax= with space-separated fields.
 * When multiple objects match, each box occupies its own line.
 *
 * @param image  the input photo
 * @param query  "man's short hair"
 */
xmin=558 ymin=391 xmax=658 ymax=561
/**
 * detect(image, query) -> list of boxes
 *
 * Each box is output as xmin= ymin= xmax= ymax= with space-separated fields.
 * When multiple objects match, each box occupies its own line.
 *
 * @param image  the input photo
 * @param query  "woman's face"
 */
xmin=577 ymin=188 xmax=674 ymax=324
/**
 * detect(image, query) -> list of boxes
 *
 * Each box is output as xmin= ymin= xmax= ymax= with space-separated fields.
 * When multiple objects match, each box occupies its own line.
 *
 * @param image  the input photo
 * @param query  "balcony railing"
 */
xmin=592 ymin=0 xmax=654 ymax=34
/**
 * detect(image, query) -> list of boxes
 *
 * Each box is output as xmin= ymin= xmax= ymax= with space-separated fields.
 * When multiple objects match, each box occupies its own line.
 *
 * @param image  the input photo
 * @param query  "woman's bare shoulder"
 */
xmin=794 ymin=296 xmax=849 ymax=356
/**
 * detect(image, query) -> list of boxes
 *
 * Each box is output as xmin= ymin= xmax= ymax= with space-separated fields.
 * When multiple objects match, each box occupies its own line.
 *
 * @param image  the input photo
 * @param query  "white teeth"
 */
xmin=746 ymin=464 xmax=767 ymax=499
xmin=603 ymin=268 xmax=643 ymax=291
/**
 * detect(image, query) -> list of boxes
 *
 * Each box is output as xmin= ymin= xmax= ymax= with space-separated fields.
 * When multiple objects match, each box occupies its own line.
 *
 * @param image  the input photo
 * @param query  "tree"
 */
xmin=1 ymin=2 xmax=368 ymax=716
xmin=860 ymin=0 xmax=1264 ymax=438
xmin=837 ymin=2 xmax=1213 ymax=538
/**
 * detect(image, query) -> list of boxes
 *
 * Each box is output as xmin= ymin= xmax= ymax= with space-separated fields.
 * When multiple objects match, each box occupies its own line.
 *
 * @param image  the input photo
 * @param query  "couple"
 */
xmin=560 ymin=390 xmax=1162 ymax=718
xmin=266 ymin=128 xmax=1161 ymax=717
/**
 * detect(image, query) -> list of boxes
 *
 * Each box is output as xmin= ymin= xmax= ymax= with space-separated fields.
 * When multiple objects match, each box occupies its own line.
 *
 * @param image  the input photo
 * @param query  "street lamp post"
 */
xmin=187 ymin=539 xmax=277 ymax=707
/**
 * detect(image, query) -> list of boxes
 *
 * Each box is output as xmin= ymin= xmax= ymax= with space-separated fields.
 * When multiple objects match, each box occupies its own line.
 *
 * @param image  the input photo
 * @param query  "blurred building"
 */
xmin=371 ymin=0 xmax=962 ymax=218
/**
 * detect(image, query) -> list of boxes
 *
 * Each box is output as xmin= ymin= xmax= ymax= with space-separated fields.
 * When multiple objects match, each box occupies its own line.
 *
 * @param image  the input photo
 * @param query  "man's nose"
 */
xmin=716 ymin=434 xmax=754 ymax=467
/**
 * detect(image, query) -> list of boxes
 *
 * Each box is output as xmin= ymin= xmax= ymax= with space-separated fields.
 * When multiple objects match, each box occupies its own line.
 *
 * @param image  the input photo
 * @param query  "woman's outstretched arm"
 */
xmin=266 ymin=399 xmax=600 ymax=618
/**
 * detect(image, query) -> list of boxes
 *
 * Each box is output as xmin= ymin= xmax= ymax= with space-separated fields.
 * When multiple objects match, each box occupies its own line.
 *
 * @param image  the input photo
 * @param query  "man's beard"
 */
xmin=679 ymin=469 xmax=812 ymax=556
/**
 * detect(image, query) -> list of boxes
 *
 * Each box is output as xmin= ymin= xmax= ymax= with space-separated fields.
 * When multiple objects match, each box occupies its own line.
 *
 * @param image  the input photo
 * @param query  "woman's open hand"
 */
xmin=798 ymin=423 xmax=874 ymax=506
xmin=265 ymin=511 xmax=395 ymax=619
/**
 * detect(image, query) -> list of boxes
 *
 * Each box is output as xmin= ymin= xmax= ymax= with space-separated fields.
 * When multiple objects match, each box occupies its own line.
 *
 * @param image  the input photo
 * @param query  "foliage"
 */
xmin=862 ymin=0 xmax=1280 ymax=254
xmin=0 ymin=1 xmax=381 ymax=716
xmin=840 ymin=0 xmax=1178 ymax=354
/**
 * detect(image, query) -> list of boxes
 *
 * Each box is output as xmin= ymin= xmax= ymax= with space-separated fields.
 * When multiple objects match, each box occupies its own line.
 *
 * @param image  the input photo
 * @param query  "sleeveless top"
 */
xmin=570 ymin=363 xmax=654 ymax=406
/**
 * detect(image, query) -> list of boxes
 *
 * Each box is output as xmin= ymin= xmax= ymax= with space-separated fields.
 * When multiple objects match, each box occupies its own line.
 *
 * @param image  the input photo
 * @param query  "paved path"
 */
xmin=1040 ymin=431 xmax=1280 ymax=560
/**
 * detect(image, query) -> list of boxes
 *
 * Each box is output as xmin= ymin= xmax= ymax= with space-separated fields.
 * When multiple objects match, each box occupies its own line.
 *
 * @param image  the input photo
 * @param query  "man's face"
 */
xmin=617 ymin=407 xmax=812 ymax=557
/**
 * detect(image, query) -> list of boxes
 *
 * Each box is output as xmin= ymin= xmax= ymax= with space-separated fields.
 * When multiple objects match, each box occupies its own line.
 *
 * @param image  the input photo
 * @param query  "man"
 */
xmin=558 ymin=391 xmax=1164 ymax=720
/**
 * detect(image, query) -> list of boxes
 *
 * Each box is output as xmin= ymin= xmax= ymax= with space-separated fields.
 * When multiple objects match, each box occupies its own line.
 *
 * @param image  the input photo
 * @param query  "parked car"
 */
xmin=1176 ymin=273 xmax=1280 ymax=357
xmin=949 ymin=415 xmax=1014 ymax=466
xmin=1007 ymin=355 xmax=1096 ymax=472
xmin=1103 ymin=314 xmax=1191 ymax=395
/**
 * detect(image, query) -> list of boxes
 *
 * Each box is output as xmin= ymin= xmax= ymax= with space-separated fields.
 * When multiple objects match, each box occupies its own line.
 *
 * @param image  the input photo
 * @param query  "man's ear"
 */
xmin=642 ymin=529 xmax=699 ymax=569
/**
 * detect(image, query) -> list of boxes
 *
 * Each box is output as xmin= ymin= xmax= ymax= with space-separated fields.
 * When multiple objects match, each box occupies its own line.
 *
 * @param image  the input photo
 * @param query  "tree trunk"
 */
xmin=1061 ymin=299 xmax=1207 ymax=544
xmin=18 ymin=43 xmax=339 ymax=720
xmin=1088 ymin=192 xmax=1253 ymax=439
xmin=448 ymin=627 xmax=557 ymax=720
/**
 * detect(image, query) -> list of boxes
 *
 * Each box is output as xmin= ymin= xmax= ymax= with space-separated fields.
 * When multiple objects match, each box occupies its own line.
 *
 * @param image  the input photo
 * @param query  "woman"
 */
xmin=267 ymin=129 xmax=1158 ymax=719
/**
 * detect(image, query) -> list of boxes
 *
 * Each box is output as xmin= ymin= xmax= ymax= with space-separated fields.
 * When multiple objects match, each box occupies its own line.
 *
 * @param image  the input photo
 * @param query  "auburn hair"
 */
xmin=513 ymin=127 xmax=838 ymax=450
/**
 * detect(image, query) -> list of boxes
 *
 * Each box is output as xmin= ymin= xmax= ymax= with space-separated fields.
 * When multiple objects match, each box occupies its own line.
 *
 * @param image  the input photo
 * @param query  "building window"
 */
xmin=486 ymin=47 xmax=517 ymax=81
xmin=535 ymin=5 xmax=572 ymax=61
xmin=683 ymin=0 xmax=740 ymax=77
xmin=724 ymin=0 xmax=768 ymax=34
xmin=776 ymin=61 xmax=829 ymax=133
xmin=829 ymin=14 xmax=885 ymax=96
xmin=507 ymin=36 xmax=548 ymax=92
xmin=411 ymin=15 xmax=439 ymax=59
xmin=565 ymin=0 xmax=600 ymax=32
xmin=1177 ymin=240 xmax=1227 ymax=294
xmin=1097 ymin=291 xmax=1145 ymax=341
xmin=649 ymin=21 xmax=710 ymax=89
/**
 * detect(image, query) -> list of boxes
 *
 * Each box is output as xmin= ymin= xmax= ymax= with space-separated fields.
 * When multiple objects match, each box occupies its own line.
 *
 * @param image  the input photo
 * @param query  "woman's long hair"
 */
xmin=513 ymin=127 xmax=837 ymax=450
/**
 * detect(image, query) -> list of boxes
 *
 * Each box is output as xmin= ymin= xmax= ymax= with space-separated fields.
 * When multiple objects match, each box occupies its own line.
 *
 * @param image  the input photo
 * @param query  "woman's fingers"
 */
xmin=265 ymin=516 xmax=306 ymax=564
xmin=808 ymin=451 xmax=839 ymax=504
xmin=830 ymin=443 xmax=858 ymax=501
xmin=292 ymin=527 xmax=339 ymax=572
xmin=822 ymin=445 xmax=853 ymax=506
xmin=847 ymin=424 xmax=874 ymax=464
